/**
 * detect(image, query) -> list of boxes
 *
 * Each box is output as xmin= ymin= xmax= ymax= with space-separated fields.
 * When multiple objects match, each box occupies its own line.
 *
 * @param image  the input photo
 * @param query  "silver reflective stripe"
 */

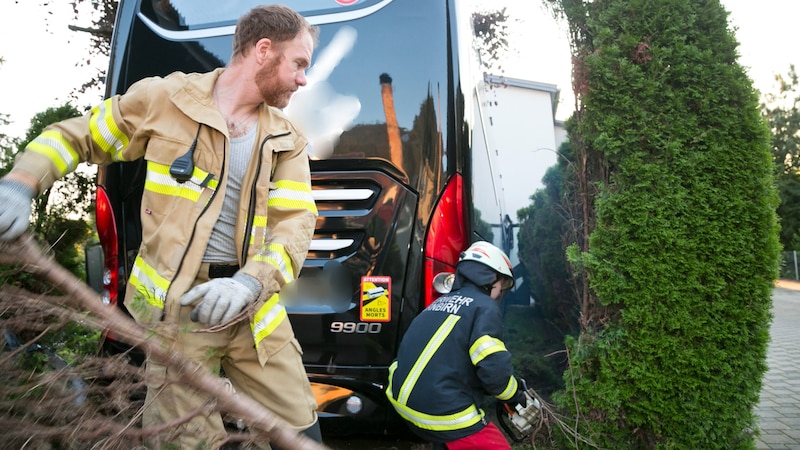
xmin=268 ymin=180 xmax=317 ymax=213
xmin=253 ymin=243 xmax=294 ymax=284
xmin=469 ymin=335 xmax=506 ymax=365
xmin=129 ymin=256 xmax=169 ymax=309
xmin=27 ymin=131 xmax=79 ymax=176
xmin=90 ymin=98 xmax=129 ymax=161
xmin=387 ymin=397 xmax=483 ymax=431
xmin=497 ymin=376 xmax=518 ymax=400
xmin=252 ymin=294 xmax=287 ymax=345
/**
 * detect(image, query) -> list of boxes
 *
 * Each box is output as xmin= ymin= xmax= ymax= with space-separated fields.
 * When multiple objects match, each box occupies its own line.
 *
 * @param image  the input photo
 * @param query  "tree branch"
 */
xmin=0 ymin=235 xmax=328 ymax=450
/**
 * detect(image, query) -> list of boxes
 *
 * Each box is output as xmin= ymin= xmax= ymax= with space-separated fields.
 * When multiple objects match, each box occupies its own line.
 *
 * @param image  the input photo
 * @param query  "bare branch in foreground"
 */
xmin=0 ymin=235 xmax=329 ymax=450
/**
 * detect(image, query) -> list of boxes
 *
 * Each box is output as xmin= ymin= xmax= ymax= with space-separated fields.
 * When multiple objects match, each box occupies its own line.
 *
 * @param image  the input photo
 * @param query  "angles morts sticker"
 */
xmin=360 ymin=276 xmax=391 ymax=322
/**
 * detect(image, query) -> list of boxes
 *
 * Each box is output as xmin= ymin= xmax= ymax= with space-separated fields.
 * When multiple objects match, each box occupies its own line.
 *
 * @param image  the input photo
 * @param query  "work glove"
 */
xmin=180 ymin=273 xmax=262 ymax=326
xmin=503 ymin=377 xmax=528 ymax=409
xmin=0 ymin=179 xmax=36 ymax=241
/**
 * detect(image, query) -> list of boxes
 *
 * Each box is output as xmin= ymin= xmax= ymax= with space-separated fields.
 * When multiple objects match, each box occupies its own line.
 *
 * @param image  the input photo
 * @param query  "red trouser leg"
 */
xmin=445 ymin=423 xmax=511 ymax=450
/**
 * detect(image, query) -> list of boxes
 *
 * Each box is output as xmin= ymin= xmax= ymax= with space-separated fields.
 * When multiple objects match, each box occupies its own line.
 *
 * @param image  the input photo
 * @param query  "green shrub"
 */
xmin=504 ymin=305 xmax=567 ymax=397
xmin=551 ymin=0 xmax=780 ymax=448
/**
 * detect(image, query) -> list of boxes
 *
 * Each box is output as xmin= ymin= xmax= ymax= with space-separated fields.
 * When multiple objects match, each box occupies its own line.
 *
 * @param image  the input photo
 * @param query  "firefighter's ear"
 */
xmin=254 ymin=38 xmax=273 ymax=63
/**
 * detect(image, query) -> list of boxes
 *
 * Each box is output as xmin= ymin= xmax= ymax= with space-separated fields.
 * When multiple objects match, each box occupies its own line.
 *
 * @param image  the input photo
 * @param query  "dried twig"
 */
xmin=517 ymin=347 xmax=601 ymax=449
xmin=0 ymin=235 xmax=329 ymax=450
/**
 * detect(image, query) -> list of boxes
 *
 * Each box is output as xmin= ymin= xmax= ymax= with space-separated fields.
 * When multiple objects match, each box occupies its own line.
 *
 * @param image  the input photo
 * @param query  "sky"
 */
xmin=0 ymin=1 xmax=99 ymax=139
xmin=494 ymin=0 xmax=800 ymax=121
xmin=0 ymin=0 xmax=798 ymax=138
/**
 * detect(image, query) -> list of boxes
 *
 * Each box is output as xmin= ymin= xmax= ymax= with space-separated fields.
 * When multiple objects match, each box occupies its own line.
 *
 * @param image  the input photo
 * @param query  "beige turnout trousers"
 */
xmin=142 ymin=262 xmax=318 ymax=448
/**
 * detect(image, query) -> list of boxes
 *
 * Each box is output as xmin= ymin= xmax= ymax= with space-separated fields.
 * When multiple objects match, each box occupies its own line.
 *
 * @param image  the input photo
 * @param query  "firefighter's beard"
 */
xmin=256 ymin=54 xmax=293 ymax=109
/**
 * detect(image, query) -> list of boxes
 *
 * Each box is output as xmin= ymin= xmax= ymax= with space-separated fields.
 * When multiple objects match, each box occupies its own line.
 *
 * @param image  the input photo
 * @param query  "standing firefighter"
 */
xmin=386 ymin=241 xmax=527 ymax=449
xmin=0 ymin=5 xmax=322 ymax=448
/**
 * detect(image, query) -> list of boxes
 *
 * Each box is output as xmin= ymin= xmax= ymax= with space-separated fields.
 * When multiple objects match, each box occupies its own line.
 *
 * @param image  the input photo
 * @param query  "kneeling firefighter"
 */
xmin=386 ymin=241 xmax=527 ymax=449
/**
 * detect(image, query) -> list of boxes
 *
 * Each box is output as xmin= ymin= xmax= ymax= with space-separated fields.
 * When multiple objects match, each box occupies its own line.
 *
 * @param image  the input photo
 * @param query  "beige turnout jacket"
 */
xmin=13 ymin=69 xmax=318 ymax=365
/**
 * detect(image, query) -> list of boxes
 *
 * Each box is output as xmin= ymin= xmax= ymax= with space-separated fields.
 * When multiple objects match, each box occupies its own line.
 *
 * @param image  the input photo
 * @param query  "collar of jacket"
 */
xmin=167 ymin=68 xmax=298 ymax=143
xmin=168 ymin=68 xmax=229 ymax=133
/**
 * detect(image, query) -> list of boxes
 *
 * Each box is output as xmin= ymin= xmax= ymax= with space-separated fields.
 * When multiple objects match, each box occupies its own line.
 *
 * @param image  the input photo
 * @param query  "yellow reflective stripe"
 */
xmin=387 ymin=360 xmax=398 ymax=396
xmin=252 ymin=242 xmax=294 ymax=283
xmin=469 ymin=335 xmax=507 ymax=365
xmin=144 ymin=161 xmax=217 ymax=201
xmin=497 ymin=375 xmax=518 ymax=400
xmin=249 ymin=215 xmax=268 ymax=246
xmin=387 ymin=355 xmax=483 ymax=431
xmin=252 ymin=293 xmax=286 ymax=345
xmin=89 ymin=98 xmax=129 ymax=161
xmin=387 ymin=396 xmax=483 ymax=431
xmin=252 ymin=215 xmax=267 ymax=228
xmin=26 ymin=130 xmax=79 ymax=176
xmin=398 ymin=315 xmax=460 ymax=404
xmin=128 ymin=256 xmax=169 ymax=309
xmin=268 ymin=179 xmax=317 ymax=214
xmin=147 ymin=160 xmax=217 ymax=189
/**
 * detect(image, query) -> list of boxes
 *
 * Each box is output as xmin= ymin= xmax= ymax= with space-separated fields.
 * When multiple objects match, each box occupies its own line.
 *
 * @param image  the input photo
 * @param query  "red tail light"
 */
xmin=95 ymin=186 xmax=119 ymax=308
xmin=423 ymin=174 xmax=468 ymax=306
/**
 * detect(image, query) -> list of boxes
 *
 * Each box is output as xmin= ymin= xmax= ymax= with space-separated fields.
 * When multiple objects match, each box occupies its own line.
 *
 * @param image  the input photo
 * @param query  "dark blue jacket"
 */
xmin=386 ymin=261 xmax=519 ymax=443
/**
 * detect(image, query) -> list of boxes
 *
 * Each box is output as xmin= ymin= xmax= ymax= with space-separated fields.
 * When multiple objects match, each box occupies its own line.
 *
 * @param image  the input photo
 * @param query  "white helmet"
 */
xmin=459 ymin=241 xmax=514 ymax=289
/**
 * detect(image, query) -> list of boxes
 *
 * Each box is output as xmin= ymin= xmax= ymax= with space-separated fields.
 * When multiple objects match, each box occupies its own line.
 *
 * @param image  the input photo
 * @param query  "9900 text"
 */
xmin=330 ymin=322 xmax=382 ymax=333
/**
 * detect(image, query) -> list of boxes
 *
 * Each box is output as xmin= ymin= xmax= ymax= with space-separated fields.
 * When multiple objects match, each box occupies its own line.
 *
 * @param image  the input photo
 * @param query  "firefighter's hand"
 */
xmin=503 ymin=377 xmax=528 ymax=408
xmin=0 ymin=179 xmax=36 ymax=241
xmin=506 ymin=389 xmax=528 ymax=409
xmin=180 ymin=273 xmax=262 ymax=326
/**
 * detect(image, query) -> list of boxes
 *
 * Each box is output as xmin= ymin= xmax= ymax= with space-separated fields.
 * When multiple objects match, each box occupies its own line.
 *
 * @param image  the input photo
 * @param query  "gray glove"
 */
xmin=179 ymin=273 xmax=262 ymax=326
xmin=0 ymin=179 xmax=36 ymax=241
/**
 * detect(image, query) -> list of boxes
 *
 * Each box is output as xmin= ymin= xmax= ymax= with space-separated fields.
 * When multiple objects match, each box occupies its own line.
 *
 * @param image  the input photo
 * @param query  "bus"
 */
xmin=88 ymin=0 xmax=513 ymax=437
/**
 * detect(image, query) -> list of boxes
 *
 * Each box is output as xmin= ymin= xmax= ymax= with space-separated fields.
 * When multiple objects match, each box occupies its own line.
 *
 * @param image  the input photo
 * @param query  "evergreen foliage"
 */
xmin=504 ymin=305 xmax=566 ymax=397
xmin=516 ymin=140 xmax=581 ymax=335
xmin=548 ymin=0 xmax=780 ymax=448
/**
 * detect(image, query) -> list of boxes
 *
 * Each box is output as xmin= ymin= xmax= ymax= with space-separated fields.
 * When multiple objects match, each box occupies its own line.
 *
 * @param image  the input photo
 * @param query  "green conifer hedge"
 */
xmin=554 ymin=0 xmax=781 ymax=447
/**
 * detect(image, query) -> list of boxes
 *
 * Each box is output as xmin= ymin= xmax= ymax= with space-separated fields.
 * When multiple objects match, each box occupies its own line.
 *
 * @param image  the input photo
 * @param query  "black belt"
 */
xmin=208 ymin=263 xmax=240 ymax=279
